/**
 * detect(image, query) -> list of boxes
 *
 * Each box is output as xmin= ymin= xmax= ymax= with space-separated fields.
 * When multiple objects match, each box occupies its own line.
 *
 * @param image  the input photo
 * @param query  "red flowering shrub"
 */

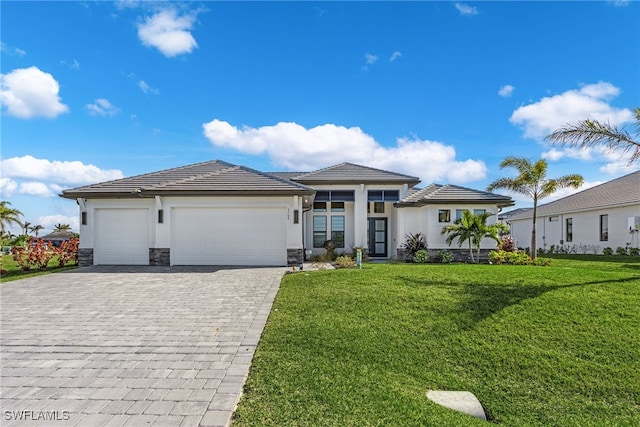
xmin=10 ymin=245 xmax=30 ymax=271
xmin=54 ymin=238 xmax=79 ymax=267
xmin=28 ymin=238 xmax=54 ymax=269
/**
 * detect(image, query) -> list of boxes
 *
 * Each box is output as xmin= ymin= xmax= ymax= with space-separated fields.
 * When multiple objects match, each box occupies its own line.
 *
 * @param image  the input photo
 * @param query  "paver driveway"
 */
xmin=0 ymin=266 xmax=286 ymax=427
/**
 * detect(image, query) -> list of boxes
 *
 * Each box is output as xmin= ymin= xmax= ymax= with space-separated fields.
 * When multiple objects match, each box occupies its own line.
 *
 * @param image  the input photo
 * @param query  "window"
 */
xmin=313 ymin=216 xmax=327 ymax=248
xmin=600 ymin=214 xmax=608 ymax=241
xmin=331 ymin=216 xmax=345 ymax=248
xmin=331 ymin=202 xmax=345 ymax=212
xmin=158 ymin=209 xmax=164 ymax=224
xmin=316 ymin=190 xmax=355 ymax=202
xmin=473 ymin=209 xmax=486 ymax=216
xmin=373 ymin=202 xmax=385 ymax=213
xmin=438 ymin=209 xmax=451 ymax=222
xmin=566 ymin=218 xmax=573 ymax=242
xmin=367 ymin=190 xmax=400 ymax=202
xmin=455 ymin=209 xmax=465 ymax=220
xmin=293 ymin=210 xmax=299 ymax=224
xmin=549 ymin=216 xmax=559 ymax=222
xmin=313 ymin=202 xmax=326 ymax=212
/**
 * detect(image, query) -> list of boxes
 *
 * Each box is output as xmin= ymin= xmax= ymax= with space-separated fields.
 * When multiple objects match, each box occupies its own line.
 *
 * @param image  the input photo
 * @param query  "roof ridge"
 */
xmin=150 ymin=165 xmax=240 ymax=189
xmin=233 ymin=164 xmax=313 ymax=190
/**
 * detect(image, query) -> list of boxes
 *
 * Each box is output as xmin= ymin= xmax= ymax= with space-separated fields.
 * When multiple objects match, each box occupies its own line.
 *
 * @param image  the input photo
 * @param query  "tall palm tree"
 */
xmin=30 ymin=224 xmax=45 ymax=237
xmin=0 ymin=201 xmax=23 ymax=234
xmin=487 ymin=157 xmax=583 ymax=259
xmin=54 ymin=223 xmax=72 ymax=232
xmin=546 ymin=107 xmax=640 ymax=163
xmin=22 ymin=221 xmax=32 ymax=236
xmin=441 ymin=210 xmax=506 ymax=263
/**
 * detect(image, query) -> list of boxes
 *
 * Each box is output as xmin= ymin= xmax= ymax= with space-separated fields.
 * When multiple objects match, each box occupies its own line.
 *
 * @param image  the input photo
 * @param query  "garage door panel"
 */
xmin=95 ymin=209 xmax=149 ymax=265
xmin=172 ymin=207 xmax=286 ymax=266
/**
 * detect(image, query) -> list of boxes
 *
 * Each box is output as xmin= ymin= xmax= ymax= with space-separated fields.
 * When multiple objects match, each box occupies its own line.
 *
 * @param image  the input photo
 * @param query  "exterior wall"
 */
xmin=397 ymin=204 xmax=504 ymax=253
xmin=302 ymin=183 xmax=409 ymax=258
xmin=508 ymin=204 xmax=640 ymax=253
xmin=78 ymin=195 xmax=303 ymax=265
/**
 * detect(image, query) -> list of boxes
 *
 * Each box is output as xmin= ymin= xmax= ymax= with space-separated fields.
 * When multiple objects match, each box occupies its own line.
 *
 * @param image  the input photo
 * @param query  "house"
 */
xmin=506 ymin=170 xmax=640 ymax=254
xmin=39 ymin=230 xmax=76 ymax=248
xmin=60 ymin=160 xmax=514 ymax=266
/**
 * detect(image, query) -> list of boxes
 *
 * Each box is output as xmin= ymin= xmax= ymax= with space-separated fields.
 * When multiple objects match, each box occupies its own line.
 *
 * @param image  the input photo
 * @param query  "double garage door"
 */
xmin=93 ymin=207 xmax=287 ymax=266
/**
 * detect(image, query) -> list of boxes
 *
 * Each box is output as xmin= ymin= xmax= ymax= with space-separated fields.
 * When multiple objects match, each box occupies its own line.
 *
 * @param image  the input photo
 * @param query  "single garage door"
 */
xmin=171 ymin=207 xmax=287 ymax=266
xmin=94 ymin=208 xmax=150 ymax=265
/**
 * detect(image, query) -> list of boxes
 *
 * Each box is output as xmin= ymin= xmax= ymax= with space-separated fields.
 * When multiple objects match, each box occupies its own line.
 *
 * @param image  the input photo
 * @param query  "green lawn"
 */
xmin=0 ymin=254 xmax=78 ymax=282
xmin=233 ymin=257 xmax=640 ymax=426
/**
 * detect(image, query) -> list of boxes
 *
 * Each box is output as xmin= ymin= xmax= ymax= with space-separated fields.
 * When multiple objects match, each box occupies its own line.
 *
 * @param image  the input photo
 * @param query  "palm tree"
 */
xmin=30 ymin=224 xmax=45 ymax=237
xmin=0 ymin=201 xmax=23 ymax=234
xmin=546 ymin=107 xmax=640 ymax=163
xmin=22 ymin=221 xmax=32 ymax=236
xmin=441 ymin=210 xmax=506 ymax=263
xmin=54 ymin=223 xmax=72 ymax=232
xmin=487 ymin=157 xmax=583 ymax=259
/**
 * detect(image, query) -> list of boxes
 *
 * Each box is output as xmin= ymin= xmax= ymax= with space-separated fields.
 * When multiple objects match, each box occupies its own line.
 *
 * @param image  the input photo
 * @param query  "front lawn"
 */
xmin=0 ymin=254 xmax=78 ymax=282
xmin=233 ymin=258 xmax=640 ymax=426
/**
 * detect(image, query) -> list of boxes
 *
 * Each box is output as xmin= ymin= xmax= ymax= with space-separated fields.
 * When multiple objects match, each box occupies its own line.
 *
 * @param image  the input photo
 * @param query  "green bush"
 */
xmin=433 ymin=250 xmax=453 ymax=264
xmin=489 ymin=250 xmax=540 ymax=265
xmin=629 ymin=247 xmax=640 ymax=256
xmin=334 ymin=255 xmax=356 ymax=269
xmin=615 ymin=246 xmax=628 ymax=256
xmin=602 ymin=247 xmax=613 ymax=255
xmin=413 ymin=249 xmax=429 ymax=263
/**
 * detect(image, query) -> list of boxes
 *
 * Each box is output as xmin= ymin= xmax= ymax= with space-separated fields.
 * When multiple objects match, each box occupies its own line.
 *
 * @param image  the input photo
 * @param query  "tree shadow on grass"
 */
xmin=399 ymin=275 xmax=640 ymax=329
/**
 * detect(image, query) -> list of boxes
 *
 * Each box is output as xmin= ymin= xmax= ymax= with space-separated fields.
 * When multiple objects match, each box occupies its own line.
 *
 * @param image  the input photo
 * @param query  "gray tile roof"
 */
xmin=509 ymin=170 xmax=640 ymax=220
xmin=290 ymin=162 xmax=421 ymax=185
xmin=396 ymin=183 xmax=514 ymax=208
xmin=61 ymin=160 xmax=313 ymax=199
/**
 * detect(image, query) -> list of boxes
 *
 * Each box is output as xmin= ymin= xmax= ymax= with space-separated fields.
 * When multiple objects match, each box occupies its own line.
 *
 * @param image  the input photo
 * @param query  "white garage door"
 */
xmin=171 ymin=207 xmax=287 ymax=266
xmin=94 ymin=208 xmax=150 ymax=265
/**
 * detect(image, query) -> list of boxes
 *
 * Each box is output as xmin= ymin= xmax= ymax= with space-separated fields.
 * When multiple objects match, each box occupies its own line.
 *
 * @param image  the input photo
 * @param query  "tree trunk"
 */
xmin=468 ymin=239 xmax=475 ymax=263
xmin=530 ymin=199 xmax=538 ymax=260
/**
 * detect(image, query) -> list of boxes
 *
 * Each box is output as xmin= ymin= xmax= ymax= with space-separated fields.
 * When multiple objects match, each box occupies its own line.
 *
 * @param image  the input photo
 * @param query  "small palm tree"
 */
xmin=22 ymin=221 xmax=32 ymax=236
xmin=30 ymin=224 xmax=45 ymax=237
xmin=54 ymin=223 xmax=72 ymax=232
xmin=546 ymin=107 xmax=640 ymax=163
xmin=441 ymin=210 xmax=506 ymax=263
xmin=0 ymin=201 xmax=23 ymax=234
xmin=487 ymin=157 xmax=583 ymax=259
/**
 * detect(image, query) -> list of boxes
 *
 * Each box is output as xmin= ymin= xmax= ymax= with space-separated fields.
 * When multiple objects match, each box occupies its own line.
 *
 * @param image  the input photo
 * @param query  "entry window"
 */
xmin=368 ymin=190 xmax=400 ymax=202
xmin=438 ymin=209 xmax=451 ymax=222
xmin=566 ymin=218 xmax=573 ymax=242
xmin=373 ymin=202 xmax=385 ymax=213
xmin=331 ymin=202 xmax=345 ymax=212
xmin=600 ymin=214 xmax=608 ymax=241
xmin=313 ymin=216 xmax=327 ymax=248
xmin=474 ymin=209 xmax=486 ymax=216
xmin=313 ymin=202 xmax=327 ymax=212
xmin=331 ymin=216 xmax=345 ymax=248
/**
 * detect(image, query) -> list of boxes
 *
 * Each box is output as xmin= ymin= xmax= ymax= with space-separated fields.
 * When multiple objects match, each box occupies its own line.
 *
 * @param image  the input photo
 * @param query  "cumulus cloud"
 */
xmin=0 ymin=66 xmax=69 ymax=119
xmin=510 ymin=81 xmax=634 ymax=139
xmin=86 ymin=98 xmax=120 ymax=117
xmin=389 ymin=51 xmax=402 ymax=62
xmin=137 ymin=8 xmax=198 ymax=57
xmin=498 ymin=85 xmax=515 ymax=97
xmin=455 ymin=3 xmax=479 ymax=16
xmin=1 ymin=155 xmax=124 ymax=185
xmin=19 ymin=182 xmax=54 ymax=198
xmin=38 ymin=214 xmax=79 ymax=233
xmin=0 ymin=178 xmax=18 ymax=198
xmin=202 ymin=120 xmax=487 ymax=184
xmin=138 ymin=80 xmax=159 ymax=94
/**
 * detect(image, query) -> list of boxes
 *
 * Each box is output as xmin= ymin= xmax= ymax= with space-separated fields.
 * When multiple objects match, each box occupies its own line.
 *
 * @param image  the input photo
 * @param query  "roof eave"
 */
xmin=60 ymin=189 xmax=315 ymax=199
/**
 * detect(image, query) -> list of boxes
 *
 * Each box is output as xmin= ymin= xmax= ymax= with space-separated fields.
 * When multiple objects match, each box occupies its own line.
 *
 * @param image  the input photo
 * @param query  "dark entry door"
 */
xmin=368 ymin=218 xmax=387 ymax=257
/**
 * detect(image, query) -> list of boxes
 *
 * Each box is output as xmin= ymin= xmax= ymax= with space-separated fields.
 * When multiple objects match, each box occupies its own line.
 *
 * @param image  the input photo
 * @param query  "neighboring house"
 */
xmin=61 ymin=160 xmax=514 ymax=267
xmin=498 ymin=208 xmax=532 ymax=234
xmin=39 ymin=231 xmax=76 ymax=248
xmin=506 ymin=170 xmax=640 ymax=254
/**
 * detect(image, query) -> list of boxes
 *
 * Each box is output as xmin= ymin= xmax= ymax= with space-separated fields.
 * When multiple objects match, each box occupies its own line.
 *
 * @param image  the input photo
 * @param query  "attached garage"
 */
xmin=94 ymin=208 xmax=150 ymax=265
xmin=171 ymin=207 xmax=287 ymax=266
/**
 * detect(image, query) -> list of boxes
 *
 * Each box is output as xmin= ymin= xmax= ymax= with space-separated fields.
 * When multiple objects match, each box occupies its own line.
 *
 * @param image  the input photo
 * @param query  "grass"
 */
xmin=0 ymin=254 xmax=78 ymax=282
xmin=233 ymin=257 xmax=640 ymax=426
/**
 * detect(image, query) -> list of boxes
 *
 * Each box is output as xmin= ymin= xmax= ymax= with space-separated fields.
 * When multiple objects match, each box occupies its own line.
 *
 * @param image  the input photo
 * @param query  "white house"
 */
xmin=61 ymin=160 xmax=514 ymax=266
xmin=506 ymin=170 xmax=640 ymax=254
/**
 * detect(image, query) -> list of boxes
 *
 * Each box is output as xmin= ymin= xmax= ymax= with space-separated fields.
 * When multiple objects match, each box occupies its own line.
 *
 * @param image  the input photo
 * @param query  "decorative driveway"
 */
xmin=0 ymin=266 xmax=286 ymax=427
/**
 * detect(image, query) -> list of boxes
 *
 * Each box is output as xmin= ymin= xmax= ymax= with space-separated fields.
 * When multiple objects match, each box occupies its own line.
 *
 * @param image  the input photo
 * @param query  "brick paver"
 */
xmin=1 ymin=266 xmax=285 ymax=426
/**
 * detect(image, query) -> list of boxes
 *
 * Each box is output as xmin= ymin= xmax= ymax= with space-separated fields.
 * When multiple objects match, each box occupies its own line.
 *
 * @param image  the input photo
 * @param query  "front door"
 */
xmin=368 ymin=218 xmax=387 ymax=257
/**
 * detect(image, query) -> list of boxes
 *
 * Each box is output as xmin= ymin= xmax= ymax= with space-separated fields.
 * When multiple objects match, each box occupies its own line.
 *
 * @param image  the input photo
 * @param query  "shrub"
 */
xmin=499 ymin=235 xmax=517 ymax=252
xmin=10 ymin=246 xmax=30 ymax=271
xmin=323 ymin=240 xmax=337 ymax=261
xmin=615 ymin=246 xmax=628 ymax=256
xmin=532 ymin=257 xmax=552 ymax=266
xmin=432 ymin=250 xmax=453 ymax=264
xmin=602 ymin=247 xmax=613 ymax=255
xmin=489 ymin=250 xmax=538 ymax=265
xmin=413 ymin=249 xmax=429 ymax=263
xmin=629 ymin=247 xmax=640 ymax=257
xmin=334 ymin=255 xmax=356 ymax=269
xmin=54 ymin=238 xmax=79 ymax=267
xmin=27 ymin=238 xmax=54 ymax=269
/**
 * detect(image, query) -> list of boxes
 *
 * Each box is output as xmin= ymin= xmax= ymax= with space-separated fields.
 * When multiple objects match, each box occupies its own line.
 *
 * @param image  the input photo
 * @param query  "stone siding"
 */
xmin=149 ymin=248 xmax=170 ymax=266
xmin=78 ymin=248 xmax=94 ymax=267
xmin=287 ymin=249 xmax=304 ymax=266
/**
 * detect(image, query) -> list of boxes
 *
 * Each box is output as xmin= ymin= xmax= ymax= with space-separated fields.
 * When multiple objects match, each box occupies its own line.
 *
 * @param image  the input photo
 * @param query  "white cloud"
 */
xmin=0 ymin=178 xmax=18 ymax=198
xmin=38 ymin=214 xmax=79 ymax=233
xmin=0 ymin=66 xmax=69 ymax=119
xmin=61 ymin=59 xmax=80 ymax=70
xmin=19 ymin=182 xmax=54 ymax=198
xmin=498 ymin=85 xmax=515 ymax=98
xmin=599 ymin=160 xmax=639 ymax=175
xmin=1 ymin=155 xmax=124 ymax=185
xmin=1 ymin=42 xmax=26 ymax=56
xmin=389 ymin=51 xmax=402 ymax=62
xmin=202 ymin=120 xmax=487 ymax=184
xmin=364 ymin=53 xmax=379 ymax=65
xmin=86 ymin=98 xmax=120 ymax=117
xmin=609 ymin=0 xmax=630 ymax=6
xmin=509 ymin=81 xmax=634 ymax=140
xmin=138 ymin=80 xmax=159 ymax=94
xmin=137 ymin=8 xmax=198 ymax=57
xmin=455 ymin=3 xmax=479 ymax=16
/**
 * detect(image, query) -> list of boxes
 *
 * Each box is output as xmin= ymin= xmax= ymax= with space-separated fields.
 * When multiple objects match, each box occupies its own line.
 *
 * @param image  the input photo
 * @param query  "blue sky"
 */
xmin=1 ymin=1 xmax=639 ymax=233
